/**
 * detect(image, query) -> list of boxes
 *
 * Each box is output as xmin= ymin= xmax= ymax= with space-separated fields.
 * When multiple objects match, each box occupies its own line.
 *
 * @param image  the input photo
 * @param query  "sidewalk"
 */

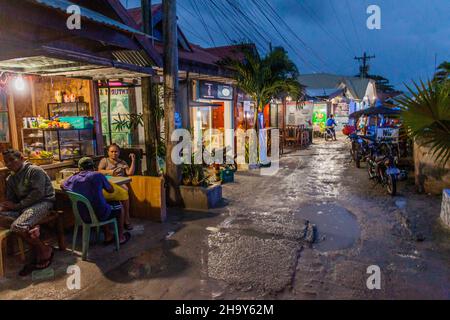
xmin=0 ymin=219 xmax=173 ymax=300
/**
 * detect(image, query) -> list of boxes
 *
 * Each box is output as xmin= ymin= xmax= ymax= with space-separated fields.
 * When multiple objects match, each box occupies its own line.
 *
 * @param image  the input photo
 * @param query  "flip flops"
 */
xmin=18 ymin=248 xmax=54 ymax=277
xmin=104 ymin=232 xmax=131 ymax=246
xmin=120 ymin=232 xmax=131 ymax=245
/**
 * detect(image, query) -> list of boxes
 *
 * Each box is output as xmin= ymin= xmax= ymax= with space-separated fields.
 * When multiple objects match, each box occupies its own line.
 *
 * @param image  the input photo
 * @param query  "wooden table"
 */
xmin=52 ymin=176 xmax=132 ymax=192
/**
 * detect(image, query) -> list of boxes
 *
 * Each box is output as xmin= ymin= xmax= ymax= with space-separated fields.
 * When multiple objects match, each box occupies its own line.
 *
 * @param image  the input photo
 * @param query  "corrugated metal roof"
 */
xmin=28 ymin=0 xmax=148 ymax=36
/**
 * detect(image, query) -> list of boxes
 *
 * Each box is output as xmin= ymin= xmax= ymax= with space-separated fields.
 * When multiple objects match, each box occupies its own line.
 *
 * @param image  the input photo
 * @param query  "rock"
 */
xmin=440 ymin=189 xmax=450 ymax=228
xmin=304 ymin=222 xmax=316 ymax=244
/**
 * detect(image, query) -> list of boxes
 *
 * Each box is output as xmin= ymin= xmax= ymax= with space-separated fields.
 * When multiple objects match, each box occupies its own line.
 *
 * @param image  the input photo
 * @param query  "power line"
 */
xmin=256 ymin=0 xmax=336 ymax=72
xmin=346 ymin=0 xmax=364 ymax=54
xmin=328 ymin=0 xmax=357 ymax=57
xmin=293 ymin=0 xmax=355 ymax=57
xmin=248 ymin=0 xmax=322 ymax=72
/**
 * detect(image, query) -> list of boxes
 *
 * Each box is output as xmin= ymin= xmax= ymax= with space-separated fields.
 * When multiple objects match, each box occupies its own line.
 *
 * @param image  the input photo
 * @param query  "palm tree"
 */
xmin=223 ymin=46 xmax=304 ymax=131
xmin=433 ymin=61 xmax=450 ymax=84
xmin=396 ymin=79 xmax=450 ymax=165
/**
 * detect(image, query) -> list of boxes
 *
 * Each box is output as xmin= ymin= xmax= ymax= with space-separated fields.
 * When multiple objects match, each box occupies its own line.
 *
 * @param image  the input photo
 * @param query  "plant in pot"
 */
xmin=182 ymin=163 xmax=193 ymax=186
xmin=191 ymin=164 xmax=205 ymax=187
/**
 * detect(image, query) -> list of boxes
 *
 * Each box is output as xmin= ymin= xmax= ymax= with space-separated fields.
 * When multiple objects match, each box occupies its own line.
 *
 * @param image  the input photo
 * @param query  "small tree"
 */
xmin=223 ymin=46 xmax=304 ymax=131
xmin=396 ymin=79 xmax=450 ymax=165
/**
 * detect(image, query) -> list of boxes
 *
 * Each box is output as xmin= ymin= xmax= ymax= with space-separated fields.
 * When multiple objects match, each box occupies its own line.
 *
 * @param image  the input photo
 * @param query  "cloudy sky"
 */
xmin=121 ymin=0 xmax=450 ymax=90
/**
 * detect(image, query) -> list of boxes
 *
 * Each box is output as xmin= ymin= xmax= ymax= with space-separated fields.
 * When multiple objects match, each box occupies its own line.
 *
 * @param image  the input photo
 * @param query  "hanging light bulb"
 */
xmin=14 ymin=75 xmax=25 ymax=91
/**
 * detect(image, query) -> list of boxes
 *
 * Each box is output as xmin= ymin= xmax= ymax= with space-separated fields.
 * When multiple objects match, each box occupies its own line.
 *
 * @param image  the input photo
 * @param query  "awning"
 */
xmin=189 ymin=101 xmax=223 ymax=108
xmin=28 ymin=0 xmax=153 ymax=38
xmin=349 ymin=106 xmax=401 ymax=119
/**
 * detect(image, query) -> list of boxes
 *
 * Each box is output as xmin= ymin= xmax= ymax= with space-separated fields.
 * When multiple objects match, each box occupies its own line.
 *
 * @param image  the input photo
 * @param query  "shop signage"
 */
xmin=199 ymin=81 xmax=233 ymax=100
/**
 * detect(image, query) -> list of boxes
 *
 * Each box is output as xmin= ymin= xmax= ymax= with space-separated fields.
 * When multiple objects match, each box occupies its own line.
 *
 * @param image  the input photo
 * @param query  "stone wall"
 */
xmin=441 ymin=189 xmax=450 ymax=228
xmin=414 ymin=141 xmax=450 ymax=194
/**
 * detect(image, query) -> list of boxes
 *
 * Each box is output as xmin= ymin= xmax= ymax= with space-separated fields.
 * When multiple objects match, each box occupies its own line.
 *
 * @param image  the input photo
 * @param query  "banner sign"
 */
xmin=199 ymin=81 xmax=233 ymax=100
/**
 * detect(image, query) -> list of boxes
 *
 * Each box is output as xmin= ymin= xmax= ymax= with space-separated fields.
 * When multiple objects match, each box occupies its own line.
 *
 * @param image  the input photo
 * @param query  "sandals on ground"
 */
xmin=120 ymin=232 xmax=131 ymax=245
xmin=18 ymin=248 xmax=54 ymax=277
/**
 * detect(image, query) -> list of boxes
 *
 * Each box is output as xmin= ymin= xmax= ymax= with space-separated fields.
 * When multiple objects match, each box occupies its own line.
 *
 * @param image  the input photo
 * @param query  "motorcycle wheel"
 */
xmin=386 ymin=174 xmax=397 ymax=196
xmin=355 ymin=156 xmax=361 ymax=168
xmin=367 ymin=161 xmax=376 ymax=179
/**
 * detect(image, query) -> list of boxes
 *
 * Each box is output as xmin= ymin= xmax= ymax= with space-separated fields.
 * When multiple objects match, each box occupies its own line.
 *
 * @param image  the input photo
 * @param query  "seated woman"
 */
xmin=98 ymin=144 xmax=136 ymax=230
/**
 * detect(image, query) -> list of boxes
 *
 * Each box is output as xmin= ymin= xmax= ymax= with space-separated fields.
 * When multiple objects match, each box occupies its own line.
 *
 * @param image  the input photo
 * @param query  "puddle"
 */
xmin=294 ymin=203 xmax=360 ymax=252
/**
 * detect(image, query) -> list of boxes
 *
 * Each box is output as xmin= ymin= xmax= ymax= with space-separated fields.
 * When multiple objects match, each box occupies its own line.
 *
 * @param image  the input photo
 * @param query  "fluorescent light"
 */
xmin=14 ymin=75 xmax=25 ymax=91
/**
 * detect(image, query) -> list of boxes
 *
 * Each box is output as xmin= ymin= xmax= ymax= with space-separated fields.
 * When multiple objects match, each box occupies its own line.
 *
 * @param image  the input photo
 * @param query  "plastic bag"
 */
xmin=103 ymin=182 xmax=129 ymax=201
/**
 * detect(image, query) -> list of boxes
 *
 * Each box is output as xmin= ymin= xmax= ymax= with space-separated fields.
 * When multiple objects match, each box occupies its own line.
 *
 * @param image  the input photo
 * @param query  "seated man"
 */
xmin=61 ymin=157 xmax=131 ymax=246
xmin=0 ymin=149 xmax=56 ymax=276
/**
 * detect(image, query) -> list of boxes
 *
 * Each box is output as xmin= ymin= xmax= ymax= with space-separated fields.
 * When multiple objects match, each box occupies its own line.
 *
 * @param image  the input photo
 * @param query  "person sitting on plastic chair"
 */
xmin=61 ymin=157 xmax=131 ymax=246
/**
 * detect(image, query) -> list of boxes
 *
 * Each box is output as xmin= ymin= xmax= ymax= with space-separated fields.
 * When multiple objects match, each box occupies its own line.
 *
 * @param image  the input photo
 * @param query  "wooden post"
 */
xmin=7 ymin=94 xmax=19 ymax=150
xmin=142 ymin=0 xmax=159 ymax=176
xmin=163 ymin=0 xmax=181 ymax=206
xmin=142 ymin=77 xmax=158 ymax=175
xmin=90 ymin=81 xmax=103 ymax=155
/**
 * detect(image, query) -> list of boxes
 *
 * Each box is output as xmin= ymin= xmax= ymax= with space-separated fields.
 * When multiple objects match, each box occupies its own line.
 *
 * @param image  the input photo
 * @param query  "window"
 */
xmin=99 ymin=88 xmax=132 ymax=147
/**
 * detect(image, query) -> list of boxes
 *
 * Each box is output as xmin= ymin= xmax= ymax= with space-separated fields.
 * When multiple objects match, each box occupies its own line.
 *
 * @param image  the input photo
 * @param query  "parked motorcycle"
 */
xmin=349 ymin=133 xmax=371 ymax=168
xmin=366 ymin=141 xmax=401 ymax=196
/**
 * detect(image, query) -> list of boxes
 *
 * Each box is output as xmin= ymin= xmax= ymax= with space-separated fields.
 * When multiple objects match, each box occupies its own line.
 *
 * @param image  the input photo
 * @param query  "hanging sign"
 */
xmin=199 ymin=81 xmax=233 ymax=100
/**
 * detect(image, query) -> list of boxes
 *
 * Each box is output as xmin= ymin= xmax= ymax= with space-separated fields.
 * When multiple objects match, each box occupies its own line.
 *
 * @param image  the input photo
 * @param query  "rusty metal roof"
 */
xmin=28 ymin=0 xmax=150 ymax=37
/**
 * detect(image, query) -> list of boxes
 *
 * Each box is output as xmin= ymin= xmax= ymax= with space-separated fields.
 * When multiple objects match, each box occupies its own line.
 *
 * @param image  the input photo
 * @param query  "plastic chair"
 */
xmin=65 ymin=191 xmax=120 ymax=261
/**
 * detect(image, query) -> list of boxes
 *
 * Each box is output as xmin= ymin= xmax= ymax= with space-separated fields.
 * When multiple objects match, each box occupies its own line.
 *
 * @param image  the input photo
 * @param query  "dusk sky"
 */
xmin=121 ymin=0 xmax=450 ymax=91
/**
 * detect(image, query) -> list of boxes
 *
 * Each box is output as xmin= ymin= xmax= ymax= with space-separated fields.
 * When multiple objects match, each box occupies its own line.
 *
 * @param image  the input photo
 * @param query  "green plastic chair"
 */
xmin=65 ymin=191 xmax=120 ymax=261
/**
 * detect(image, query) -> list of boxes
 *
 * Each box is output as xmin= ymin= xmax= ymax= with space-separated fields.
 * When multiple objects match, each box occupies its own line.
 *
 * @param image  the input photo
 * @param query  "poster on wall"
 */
xmin=333 ymin=102 xmax=350 ymax=129
xmin=286 ymin=102 xmax=314 ymax=127
xmin=99 ymin=88 xmax=131 ymax=146
xmin=312 ymin=103 xmax=327 ymax=128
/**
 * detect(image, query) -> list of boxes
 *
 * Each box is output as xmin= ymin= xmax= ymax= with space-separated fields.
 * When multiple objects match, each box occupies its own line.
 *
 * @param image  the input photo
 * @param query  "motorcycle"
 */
xmin=324 ymin=126 xmax=335 ymax=141
xmin=349 ymin=133 xmax=372 ymax=168
xmin=366 ymin=140 xmax=401 ymax=196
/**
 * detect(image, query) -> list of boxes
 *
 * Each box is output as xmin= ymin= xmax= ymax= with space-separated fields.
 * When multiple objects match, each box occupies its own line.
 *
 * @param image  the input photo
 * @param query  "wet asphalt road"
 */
xmin=76 ymin=138 xmax=450 ymax=300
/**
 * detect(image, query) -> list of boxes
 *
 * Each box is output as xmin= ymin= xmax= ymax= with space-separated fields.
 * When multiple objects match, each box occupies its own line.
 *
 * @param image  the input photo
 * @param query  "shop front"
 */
xmin=191 ymin=80 xmax=235 ymax=155
xmin=0 ymin=0 xmax=160 ymax=197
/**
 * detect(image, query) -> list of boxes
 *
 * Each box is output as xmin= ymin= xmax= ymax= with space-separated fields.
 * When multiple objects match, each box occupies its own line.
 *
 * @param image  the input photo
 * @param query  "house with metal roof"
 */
xmin=297 ymin=73 xmax=378 ymax=129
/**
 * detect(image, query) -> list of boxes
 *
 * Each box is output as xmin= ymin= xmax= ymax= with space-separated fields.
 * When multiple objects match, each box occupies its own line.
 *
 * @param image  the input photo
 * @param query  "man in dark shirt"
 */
xmin=62 ymin=157 xmax=130 ymax=246
xmin=0 ymin=149 xmax=56 ymax=276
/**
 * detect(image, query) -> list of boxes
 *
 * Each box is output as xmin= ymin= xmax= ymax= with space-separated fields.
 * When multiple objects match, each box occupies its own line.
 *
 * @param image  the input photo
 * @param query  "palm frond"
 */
xmin=397 ymin=79 xmax=450 ymax=165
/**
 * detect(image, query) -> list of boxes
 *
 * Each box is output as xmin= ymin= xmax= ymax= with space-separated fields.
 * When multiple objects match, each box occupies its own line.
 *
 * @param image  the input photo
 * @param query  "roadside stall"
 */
xmin=0 ymin=0 xmax=166 ymax=226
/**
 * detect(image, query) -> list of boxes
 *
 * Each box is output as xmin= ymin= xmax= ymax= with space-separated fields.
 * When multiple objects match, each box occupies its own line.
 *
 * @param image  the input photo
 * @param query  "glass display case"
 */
xmin=22 ymin=128 xmax=96 ymax=161
xmin=48 ymin=102 xmax=89 ymax=118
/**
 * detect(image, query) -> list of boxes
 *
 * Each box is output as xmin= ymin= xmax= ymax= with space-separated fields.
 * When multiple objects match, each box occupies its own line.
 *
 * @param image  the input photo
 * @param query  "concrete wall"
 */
xmin=414 ymin=141 xmax=450 ymax=194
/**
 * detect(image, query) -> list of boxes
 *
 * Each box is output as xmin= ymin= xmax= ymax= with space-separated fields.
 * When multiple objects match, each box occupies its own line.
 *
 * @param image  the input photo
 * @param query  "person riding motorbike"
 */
xmin=326 ymin=114 xmax=337 ymax=141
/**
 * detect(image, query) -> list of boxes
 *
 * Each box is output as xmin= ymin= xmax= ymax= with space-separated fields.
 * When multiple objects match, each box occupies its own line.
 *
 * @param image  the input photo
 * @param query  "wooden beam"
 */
xmin=90 ymin=81 xmax=104 ymax=155
xmin=7 ymin=94 xmax=19 ymax=150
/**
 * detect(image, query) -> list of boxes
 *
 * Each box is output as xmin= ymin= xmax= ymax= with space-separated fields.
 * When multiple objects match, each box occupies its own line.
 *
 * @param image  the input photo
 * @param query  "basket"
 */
xmin=59 ymin=116 xmax=94 ymax=129
xmin=29 ymin=157 xmax=54 ymax=165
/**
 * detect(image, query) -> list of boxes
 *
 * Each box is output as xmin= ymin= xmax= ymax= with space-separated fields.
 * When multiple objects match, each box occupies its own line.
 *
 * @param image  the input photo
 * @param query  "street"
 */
xmin=75 ymin=137 xmax=450 ymax=300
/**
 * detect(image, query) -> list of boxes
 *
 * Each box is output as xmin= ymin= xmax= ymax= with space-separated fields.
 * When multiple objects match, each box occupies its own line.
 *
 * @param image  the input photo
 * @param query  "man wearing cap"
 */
xmin=0 ymin=149 xmax=56 ymax=276
xmin=62 ymin=157 xmax=131 ymax=246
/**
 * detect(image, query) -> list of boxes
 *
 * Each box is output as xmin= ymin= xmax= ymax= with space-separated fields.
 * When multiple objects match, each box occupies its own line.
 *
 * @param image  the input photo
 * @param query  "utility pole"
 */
xmin=354 ymin=52 xmax=375 ymax=78
xmin=163 ymin=0 xmax=181 ymax=205
xmin=141 ymin=0 xmax=158 ymax=176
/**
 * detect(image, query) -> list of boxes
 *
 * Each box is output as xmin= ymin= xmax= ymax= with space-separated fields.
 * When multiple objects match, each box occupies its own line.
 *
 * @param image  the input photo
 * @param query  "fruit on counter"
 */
xmin=36 ymin=120 xmax=72 ymax=129
xmin=28 ymin=150 xmax=54 ymax=159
